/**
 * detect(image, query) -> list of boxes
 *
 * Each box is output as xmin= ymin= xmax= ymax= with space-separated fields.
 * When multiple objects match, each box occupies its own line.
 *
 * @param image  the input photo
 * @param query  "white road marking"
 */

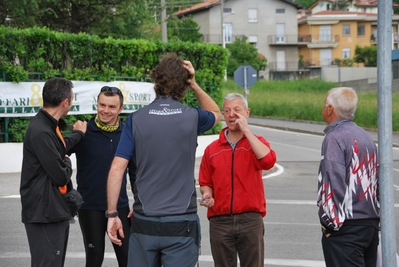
xmin=0 ymin=252 xmax=326 ymax=266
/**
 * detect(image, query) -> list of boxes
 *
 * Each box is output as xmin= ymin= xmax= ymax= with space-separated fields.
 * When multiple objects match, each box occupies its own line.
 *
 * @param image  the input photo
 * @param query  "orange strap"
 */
xmin=56 ymin=126 xmax=66 ymax=147
xmin=56 ymin=125 xmax=67 ymax=194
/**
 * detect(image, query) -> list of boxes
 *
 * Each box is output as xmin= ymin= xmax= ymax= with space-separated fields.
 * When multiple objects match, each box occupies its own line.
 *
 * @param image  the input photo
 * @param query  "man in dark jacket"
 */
xmin=68 ymin=86 xmax=135 ymax=267
xmin=20 ymin=77 xmax=87 ymax=267
xmin=317 ymin=87 xmax=379 ymax=267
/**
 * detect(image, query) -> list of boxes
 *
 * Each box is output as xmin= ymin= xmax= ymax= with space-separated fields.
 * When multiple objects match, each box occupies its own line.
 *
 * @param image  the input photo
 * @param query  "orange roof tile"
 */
xmin=174 ymin=0 xmax=220 ymax=16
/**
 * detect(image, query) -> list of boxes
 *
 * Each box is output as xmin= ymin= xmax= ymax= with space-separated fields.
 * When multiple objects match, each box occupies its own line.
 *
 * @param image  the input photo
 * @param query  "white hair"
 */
xmin=223 ymin=93 xmax=248 ymax=109
xmin=326 ymin=87 xmax=358 ymax=119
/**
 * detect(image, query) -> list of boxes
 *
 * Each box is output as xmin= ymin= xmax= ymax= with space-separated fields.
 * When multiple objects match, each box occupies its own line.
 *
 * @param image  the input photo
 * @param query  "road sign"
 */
xmin=233 ymin=65 xmax=257 ymax=99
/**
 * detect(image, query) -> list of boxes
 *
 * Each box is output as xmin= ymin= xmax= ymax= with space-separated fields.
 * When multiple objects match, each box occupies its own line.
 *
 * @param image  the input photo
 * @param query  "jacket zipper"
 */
xmin=230 ymin=146 xmax=235 ymax=215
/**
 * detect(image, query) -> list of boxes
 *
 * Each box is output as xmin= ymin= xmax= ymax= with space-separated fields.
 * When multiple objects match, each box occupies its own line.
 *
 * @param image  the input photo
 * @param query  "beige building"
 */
xmin=298 ymin=10 xmax=399 ymax=67
xmin=175 ymin=0 xmax=302 ymax=79
xmin=175 ymin=0 xmax=399 ymax=79
xmin=307 ymin=0 xmax=399 ymax=14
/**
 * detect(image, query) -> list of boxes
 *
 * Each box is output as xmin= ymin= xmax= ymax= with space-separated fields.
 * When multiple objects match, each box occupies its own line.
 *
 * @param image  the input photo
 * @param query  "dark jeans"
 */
xmin=209 ymin=212 xmax=264 ymax=267
xmin=78 ymin=207 xmax=131 ymax=267
xmin=25 ymin=220 xmax=70 ymax=267
xmin=322 ymin=224 xmax=379 ymax=267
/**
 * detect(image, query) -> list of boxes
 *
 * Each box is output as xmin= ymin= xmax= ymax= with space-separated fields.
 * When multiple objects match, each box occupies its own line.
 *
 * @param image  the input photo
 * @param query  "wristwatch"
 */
xmin=105 ymin=210 xmax=118 ymax=218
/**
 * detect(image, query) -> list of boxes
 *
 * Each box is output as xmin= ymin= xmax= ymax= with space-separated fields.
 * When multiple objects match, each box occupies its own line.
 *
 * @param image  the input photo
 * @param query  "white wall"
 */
xmin=0 ymin=135 xmax=218 ymax=173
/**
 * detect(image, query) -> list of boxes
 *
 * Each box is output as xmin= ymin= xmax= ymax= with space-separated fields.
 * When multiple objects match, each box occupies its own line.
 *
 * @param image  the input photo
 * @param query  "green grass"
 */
xmin=221 ymin=79 xmax=399 ymax=132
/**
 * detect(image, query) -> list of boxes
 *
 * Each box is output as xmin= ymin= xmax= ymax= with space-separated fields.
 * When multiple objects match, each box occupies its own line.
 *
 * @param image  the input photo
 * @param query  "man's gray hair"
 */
xmin=223 ymin=93 xmax=248 ymax=109
xmin=326 ymin=87 xmax=358 ymax=119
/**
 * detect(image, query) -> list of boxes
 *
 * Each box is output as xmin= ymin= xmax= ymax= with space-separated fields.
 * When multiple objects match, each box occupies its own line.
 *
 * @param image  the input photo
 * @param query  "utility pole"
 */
xmin=161 ymin=0 xmax=168 ymax=43
xmin=220 ymin=0 xmax=225 ymax=50
xmin=220 ymin=0 xmax=227 ymax=80
xmin=378 ymin=0 xmax=398 ymax=265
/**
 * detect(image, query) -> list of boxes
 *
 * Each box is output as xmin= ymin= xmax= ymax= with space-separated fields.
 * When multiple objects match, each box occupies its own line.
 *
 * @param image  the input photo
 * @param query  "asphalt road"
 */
xmin=1 ymin=119 xmax=399 ymax=267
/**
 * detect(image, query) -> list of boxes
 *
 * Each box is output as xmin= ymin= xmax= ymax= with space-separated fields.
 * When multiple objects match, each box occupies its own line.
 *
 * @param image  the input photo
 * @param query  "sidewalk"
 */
xmin=247 ymin=116 xmax=399 ymax=148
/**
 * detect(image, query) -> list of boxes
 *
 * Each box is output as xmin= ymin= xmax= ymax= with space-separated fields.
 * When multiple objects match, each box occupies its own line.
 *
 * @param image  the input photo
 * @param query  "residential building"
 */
xmin=298 ymin=10 xmax=399 ymax=67
xmin=174 ymin=0 xmax=302 ymax=79
xmin=307 ymin=0 xmax=398 ymax=14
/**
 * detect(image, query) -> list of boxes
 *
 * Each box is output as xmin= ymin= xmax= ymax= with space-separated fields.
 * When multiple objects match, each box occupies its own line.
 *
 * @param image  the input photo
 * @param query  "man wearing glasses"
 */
xmin=68 ymin=86 xmax=135 ymax=267
xmin=106 ymin=53 xmax=222 ymax=267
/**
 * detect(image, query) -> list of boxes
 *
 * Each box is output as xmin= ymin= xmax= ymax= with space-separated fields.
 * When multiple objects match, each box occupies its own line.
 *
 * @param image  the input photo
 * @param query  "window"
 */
xmin=248 ymin=9 xmax=257 ymax=22
xmin=372 ymin=27 xmax=377 ymax=41
xmin=276 ymin=23 xmax=285 ymax=43
xmin=320 ymin=25 xmax=332 ymax=41
xmin=342 ymin=48 xmax=351 ymax=58
xmin=358 ymin=25 xmax=365 ymax=36
xmin=276 ymin=8 xmax=285 ymax=13
xmin=342 ymin=25 xmax=350 ymax=36
xmin=223 ymin=8 xmax=232 ymax=13
xmin=326 ymin=4 xmax=330 ymax=10
xmin=248 ymin=35 xmax=258 ymax=48
xmin=224 ymin=23 xmax=232 ymax=44
xmin=276 ymin=51 xmax=286 ymax=70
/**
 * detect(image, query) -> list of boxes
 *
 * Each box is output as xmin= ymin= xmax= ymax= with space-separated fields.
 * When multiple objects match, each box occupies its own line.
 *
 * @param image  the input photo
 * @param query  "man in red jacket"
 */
xmin=199 ymin=93 xmax=277 ymax=267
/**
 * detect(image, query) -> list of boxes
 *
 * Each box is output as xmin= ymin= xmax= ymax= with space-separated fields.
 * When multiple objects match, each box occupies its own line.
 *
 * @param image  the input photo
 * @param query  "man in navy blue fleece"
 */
xmin=106 ymin=53 xmax=221 ymax=267
xmin=317 ymin=87 xmax=379 ymax=267
xmin=68 ymin=86 xmax=135 ymax=267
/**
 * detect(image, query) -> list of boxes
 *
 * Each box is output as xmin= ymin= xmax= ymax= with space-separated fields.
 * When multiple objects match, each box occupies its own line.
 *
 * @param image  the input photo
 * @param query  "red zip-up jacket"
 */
xmin=199 ymin=127 xmax=277 ymax=219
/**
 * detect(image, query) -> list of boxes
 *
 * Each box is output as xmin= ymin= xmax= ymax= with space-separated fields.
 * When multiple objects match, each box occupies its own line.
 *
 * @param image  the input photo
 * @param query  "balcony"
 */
xmin=200 ymin=34 xmax=246 ymax=45
xmin=268 ymin=61 xmax=301 ymax=72
xmin=268 ymin=34 xmax=339 ymax=48
xmin=371 ymin=34 xmax=399 ymax=44
xmin=269 ymin=58 xmax=336 ymax=70
xmin=268 ymin=35 xmax=303 ymax=45
xmin=302 ymin=58 xmax=335 ymax=67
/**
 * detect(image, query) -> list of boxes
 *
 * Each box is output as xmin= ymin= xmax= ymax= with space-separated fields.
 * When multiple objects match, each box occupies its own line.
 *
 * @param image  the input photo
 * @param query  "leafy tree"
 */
xmin=1 ymin=0 xmax=151 ymax=39
xmin=167 ymin=16 xmax=202 ymax=42
xmin=331 ymin=0 xmax=350 ymax=10
xmin=391 ymin=0 xmax=399 ymax=14
xmin=0 ymin=0 xmax=39 ymax=27
xmin=292 ymin=0 xmax=314 ymax=9
xmin=226 ymin=36 xmax=267 ymax=77
xmin=354 ymin=45 xmax=377 ymax=67
xmin=0 ymin=0 xmax=223 ymax=41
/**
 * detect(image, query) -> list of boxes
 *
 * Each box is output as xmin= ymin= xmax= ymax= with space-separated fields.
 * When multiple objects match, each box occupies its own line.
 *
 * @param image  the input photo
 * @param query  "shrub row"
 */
xmin=0 ymin=26 xmax=229 ymax=141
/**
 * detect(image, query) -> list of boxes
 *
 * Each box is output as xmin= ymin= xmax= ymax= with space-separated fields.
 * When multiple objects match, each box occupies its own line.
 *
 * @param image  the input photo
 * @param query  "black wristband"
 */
xmin=105 ymin=210 xmax=118 ymax=218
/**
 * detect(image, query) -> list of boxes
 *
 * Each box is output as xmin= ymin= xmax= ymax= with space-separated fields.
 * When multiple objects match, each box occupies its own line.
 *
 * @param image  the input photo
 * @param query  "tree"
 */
xmin=167 ymin=16 xmax=202 ymax=42
xmin=1 ymin=0 xmax=151 ymax=39
xmin=292 ymin=0 xmax=315 ymax=9
xmin=226 ymin=36 xmax=267 ymax=77
xmin=331 ymin=0 xmax=350 ymax=10
xmin=0 ymin=0 xmax=39 ymax=27
xmin=354 ymin=45 xmax=377 ymax=67
xmin=0 ymin=0 xmax=209 ymax=40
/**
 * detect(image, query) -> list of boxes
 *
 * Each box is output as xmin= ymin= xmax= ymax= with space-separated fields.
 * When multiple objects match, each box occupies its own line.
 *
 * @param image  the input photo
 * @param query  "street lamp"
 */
xmin=221 ymin=0 xmax=225 ymax=50
xmin=161 ymin=0 xmax=167 ymax=42
xmin=220 ymin=0 xmax=234 ymax=80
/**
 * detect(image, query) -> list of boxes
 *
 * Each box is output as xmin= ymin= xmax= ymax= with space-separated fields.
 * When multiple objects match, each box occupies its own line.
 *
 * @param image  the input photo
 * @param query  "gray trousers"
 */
xmin=128 ymin=212 xmax=200 ymax=267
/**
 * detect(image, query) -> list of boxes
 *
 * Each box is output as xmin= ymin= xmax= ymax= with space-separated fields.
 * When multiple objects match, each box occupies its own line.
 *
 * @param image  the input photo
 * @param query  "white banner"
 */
xmin=0 ymin=81 xmax=156 ymax=117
